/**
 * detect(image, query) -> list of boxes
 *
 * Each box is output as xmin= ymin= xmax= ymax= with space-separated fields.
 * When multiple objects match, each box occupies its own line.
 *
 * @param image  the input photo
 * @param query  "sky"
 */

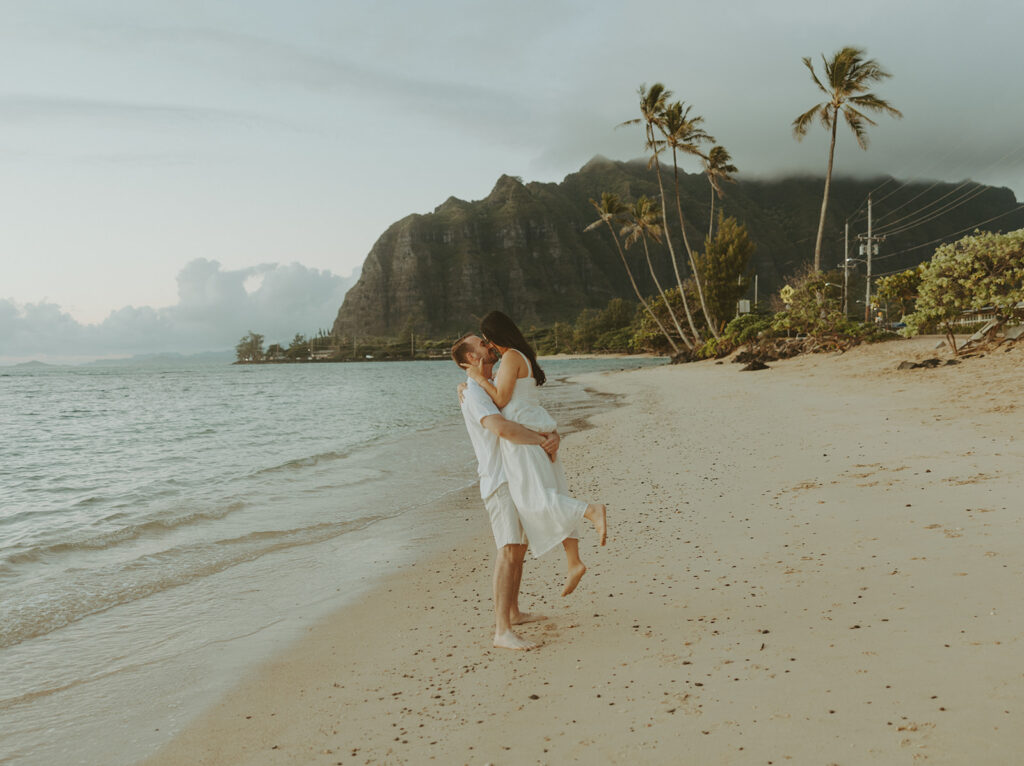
xmin=2 ymin=0 xmax=1022 ymax=363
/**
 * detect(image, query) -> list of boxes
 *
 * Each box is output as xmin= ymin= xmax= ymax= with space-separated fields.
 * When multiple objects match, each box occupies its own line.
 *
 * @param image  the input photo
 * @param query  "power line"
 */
xmin=876 ymin=182 xmax=992 ymax=237
xmin=846 ymin=176 xmax=902 ymax=225
xmin=848 ymin=143 xmax=971 ymax=226
xmin=870 ymin=202 xmax=1024 ymax=264
xmin=845 ymin=135 xmax=1024 ymax=229
xmin=873 ymin=143 xmax=1024 ymax=230
xmin=872 ymin=265 xmax=916 ymax=278
xmin=870 ymin=177 xmax=969 ymax=228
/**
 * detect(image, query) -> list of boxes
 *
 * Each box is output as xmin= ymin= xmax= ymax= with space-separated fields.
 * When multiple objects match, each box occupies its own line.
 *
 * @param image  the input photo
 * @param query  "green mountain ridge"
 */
xmin=333 ymin=157 xmax=1023 ymax=338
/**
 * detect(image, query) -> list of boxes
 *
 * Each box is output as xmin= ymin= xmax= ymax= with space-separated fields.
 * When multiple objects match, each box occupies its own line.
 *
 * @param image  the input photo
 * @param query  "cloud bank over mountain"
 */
xmin=0 ymin=259 xmax=357 ymax=363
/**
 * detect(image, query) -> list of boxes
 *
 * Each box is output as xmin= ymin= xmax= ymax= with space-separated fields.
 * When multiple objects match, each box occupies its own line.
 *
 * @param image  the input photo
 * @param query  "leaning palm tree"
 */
xmin=619 ymin=85 xmax=702 ymax=343
xmin=659 ymin=100 xmax=718 ymax=337
xmin=793 ymin=46 xmax=902 ymax=272
xmin=702 ymin=145 xmax=738 ymax=239
xmin=620 ymin=195 xmax=693 ymax=351
xmin=586 ymin=192 xmax=680 ymax=355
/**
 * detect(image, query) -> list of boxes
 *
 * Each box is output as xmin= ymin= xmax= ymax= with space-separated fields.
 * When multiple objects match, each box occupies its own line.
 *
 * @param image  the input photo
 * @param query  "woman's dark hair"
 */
xmin=480 ymin=310 xmax=546 ymax=386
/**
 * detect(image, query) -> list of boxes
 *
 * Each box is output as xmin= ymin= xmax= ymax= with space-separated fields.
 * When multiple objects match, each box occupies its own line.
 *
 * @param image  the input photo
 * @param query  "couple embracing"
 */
xmin=451 ymin=311 xmax=607 ymax=651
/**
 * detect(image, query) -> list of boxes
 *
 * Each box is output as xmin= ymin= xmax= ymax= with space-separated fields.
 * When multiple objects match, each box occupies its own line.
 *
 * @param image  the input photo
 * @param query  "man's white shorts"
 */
xmin=483 ymin=482 xmax=527 ymax=548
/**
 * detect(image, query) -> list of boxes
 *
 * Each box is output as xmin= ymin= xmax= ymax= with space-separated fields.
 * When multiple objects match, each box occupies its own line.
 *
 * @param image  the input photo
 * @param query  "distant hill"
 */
xmin=333 ymin=157 xmax=1024 ymax=337
xmin=81 ymin=351 xmax=236 ymax=367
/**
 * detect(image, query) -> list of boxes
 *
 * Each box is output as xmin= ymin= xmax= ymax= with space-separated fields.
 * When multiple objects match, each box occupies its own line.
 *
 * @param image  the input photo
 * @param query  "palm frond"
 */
xmin=848 ymin=93 xmax=903 ymax=119
xmin=621 ymin=224 xmax=641 ymax=248
xmin=638 ymin=83 xmax=671 ymax=126
xmin=844 ymin=104 xmax=879 ymax=127
xmin=792 ymin=103 xmax=824 ymax=138
xmin=826 ymin=48 xmax=854 ymax=90
xmin=601 ymin=191 xmax=624 ymax=213
xmin=646 ymin=134 xmax=667 ymax=152
xmin=818 ymin=104 xmax=834 ymax=130
xmin=660 ymin=99 xmax=714 ymax=158
xmin=586 ymin=192 xmax=626 ymax=230
xmin=847 ymin=57 xmax=892 ymax=92
xmin=842 ymin=107 xmax=870 ymax=150
xmin=802 ymin=56 xmax=829 ymax=95
xmin=703 ymin=145 xmax=738 ymax=198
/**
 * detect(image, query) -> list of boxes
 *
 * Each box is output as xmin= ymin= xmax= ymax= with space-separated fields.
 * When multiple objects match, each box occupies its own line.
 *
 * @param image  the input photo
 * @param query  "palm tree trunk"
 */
xmin=641 ymin=234 xmax=693 ymax=350
xmin=708 ymin=186 xmax=716 ymax=240
xmin=605 ymin=221 xmax=680 ymax=355
xmin=671 ymin=147 xmax=720 ymax=339
xmin=812 ymin=112 xmax=838 ymax=273
xmin=648 ymin=129 xmax=702 ymax=343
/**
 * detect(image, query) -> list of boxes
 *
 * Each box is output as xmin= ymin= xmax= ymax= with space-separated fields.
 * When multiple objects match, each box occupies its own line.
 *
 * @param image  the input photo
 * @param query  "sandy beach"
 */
xmin=144 ymin=336 xmax=1023 ymax=766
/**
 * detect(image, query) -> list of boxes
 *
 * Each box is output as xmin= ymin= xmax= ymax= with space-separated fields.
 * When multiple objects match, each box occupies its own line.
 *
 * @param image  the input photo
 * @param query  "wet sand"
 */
xmin=145 ymin=337 xmax=1023 ymax=765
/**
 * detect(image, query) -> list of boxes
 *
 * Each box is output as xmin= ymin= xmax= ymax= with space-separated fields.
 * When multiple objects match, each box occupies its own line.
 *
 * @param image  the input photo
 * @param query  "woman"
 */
xmin=467 ymin=310 xmax=607 ymax=597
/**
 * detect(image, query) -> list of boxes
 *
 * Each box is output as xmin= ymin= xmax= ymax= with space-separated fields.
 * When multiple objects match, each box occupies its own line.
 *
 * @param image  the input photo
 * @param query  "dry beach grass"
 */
xmin=145 ymin=336 xmax=1023 ymax=765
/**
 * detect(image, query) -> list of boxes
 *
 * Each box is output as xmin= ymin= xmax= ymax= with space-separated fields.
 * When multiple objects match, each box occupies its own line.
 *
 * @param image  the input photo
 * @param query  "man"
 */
xmin=451 ymin=333 xmax=556 ymax=651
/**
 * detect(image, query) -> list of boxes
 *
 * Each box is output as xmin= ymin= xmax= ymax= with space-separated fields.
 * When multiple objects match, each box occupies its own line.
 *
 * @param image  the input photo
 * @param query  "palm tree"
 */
xmin=619 ymin=195 xmax=693 ymax=351
xmin=793 ymin=46 xmax=902 ymax=272
xmin=586 ymin=192 xmax=680 ymax=354
xmin=659 ymin=100 xmax=718 ymax=337
xmin=702 ymin=145 xmax=738 ymax=239
xmin=619 ymin=85 xmax=702 ymax=343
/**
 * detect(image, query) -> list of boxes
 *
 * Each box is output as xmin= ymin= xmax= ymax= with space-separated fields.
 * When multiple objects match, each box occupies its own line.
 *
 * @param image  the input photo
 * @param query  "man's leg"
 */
xmin=506 ymin=544 xmax=545 ymax=625
xmin=493 ymin=544 xmax=535 ymax=650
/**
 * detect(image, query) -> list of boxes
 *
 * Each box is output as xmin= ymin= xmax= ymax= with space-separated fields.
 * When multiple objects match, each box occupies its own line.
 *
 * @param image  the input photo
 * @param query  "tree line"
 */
xmin=583 ymin=46 xmax=902 ymax=359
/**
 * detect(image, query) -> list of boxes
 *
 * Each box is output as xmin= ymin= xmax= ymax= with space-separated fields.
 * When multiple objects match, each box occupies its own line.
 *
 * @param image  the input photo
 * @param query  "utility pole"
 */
xmin=858 ymin=195 xmax=885 ymax=324
xmin=754 ymin=274 xmax=758 ymax=308
xmin=866 ymin=195 xmax=872 ymax=324
xmin=843 ymin=221 xmax=849 ymax=316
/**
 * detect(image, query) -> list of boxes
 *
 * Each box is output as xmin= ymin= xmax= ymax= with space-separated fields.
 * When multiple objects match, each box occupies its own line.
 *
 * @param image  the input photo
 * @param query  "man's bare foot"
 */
xmin=584 ymin=504 xmax=607 ymax=546
xmin=562 ymin=562 xmax=587 ymax=596
xmin=510 ymin=612 xmax=548 ymax=625
xmin=493 ymin=630 xmax=537 ymax=651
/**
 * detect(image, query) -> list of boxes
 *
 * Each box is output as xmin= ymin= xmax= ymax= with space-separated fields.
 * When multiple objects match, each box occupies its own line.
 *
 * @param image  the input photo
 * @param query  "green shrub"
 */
xmin=694 ymin=337 xmax=720 ymax=359
xmin=904 ymin=229 xmax=1024 ymax=350
xmin=723 ymin=313 xmax=773 ymax=344
xmin=593 ymin=327 xmax=634 ymax=352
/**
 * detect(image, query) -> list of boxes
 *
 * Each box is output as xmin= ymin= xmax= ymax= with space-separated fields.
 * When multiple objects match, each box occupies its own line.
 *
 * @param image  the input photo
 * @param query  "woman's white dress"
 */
xmin=498 ymin=350 xmax=587 ymax=558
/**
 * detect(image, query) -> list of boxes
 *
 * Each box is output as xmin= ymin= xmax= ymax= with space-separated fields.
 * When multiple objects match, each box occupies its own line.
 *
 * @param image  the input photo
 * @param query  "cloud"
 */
xmin=0 ymin=94 xmax=251 ymax=126
xmin=63 ymin=16 xmax=561 ymax=154
xmin=0 ymin=259 xmax=357 ymax=363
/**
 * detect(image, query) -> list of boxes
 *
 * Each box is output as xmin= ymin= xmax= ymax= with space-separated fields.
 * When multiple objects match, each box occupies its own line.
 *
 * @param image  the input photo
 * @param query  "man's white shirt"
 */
xmin=460 ymin=378 xmax=506 ymax=498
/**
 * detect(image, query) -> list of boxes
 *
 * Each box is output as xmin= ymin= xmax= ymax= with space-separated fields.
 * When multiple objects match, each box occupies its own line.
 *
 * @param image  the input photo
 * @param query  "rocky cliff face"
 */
xmin=334 ymin=167 xmax=631 ymax=338
xmin=333 ymin=157 xmax=1024 ymax=338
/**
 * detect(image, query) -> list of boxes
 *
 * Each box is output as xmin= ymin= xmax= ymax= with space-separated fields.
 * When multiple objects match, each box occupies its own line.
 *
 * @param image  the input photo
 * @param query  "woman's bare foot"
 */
xmin=562 ymin=562 xmax=587 ymax=596
xmin=584 ymin=504 xmax=607 ymax=546
xmin=493 ymin=630 xmax=537 ymax=651
xmin=510 ymin=612 xmax=548 ymax=625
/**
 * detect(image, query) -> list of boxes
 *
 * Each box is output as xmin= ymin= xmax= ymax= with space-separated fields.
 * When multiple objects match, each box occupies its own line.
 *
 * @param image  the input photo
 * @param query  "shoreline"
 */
xmin=144 ymin=337 xmax=1023 ymax=765
xmin=231 ymin=352 xmax=665 ymax=365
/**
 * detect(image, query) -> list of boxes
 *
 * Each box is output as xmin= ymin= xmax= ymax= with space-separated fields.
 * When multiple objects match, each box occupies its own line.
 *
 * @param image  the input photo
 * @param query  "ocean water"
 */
xmin=0 ymin=356 xmax=663 ymax=764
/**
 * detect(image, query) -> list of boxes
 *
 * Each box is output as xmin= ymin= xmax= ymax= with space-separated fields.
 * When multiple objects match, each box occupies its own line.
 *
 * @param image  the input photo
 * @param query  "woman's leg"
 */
xmin=561 ymin=537 xmax=587 ymax=596
xmin=560 ymin=504 xmax=607 ymax=595
xmin=583 ymin=503 xmax=607 ymax=546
